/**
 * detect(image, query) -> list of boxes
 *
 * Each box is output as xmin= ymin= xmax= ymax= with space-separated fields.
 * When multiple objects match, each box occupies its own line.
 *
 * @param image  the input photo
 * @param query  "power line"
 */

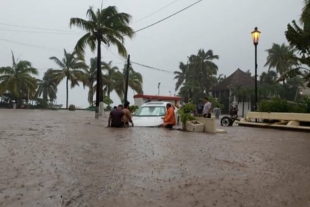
xmin=104 ymin=46 xmax=175 ymax=74
xmin=0 ymin=28 xmax=81 ymax=35
xmin=0 ymin=38 xmax=62 ymax=51
xmin=133 ymin=0 xmax=181 ymax=23
xmin=131 ymin=61 xmax=174 ymax=74
xmin=134 ymin=0 xmax=202 ymax=33
xmin=0 ymin=22 xmax=79 ymax=34
xmin=1 ymin=38 xmax=175 ymax=75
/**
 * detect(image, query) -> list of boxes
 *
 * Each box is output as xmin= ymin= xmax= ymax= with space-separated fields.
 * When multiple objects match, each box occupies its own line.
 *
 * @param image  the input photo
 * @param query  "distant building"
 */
xmin=211 ymin=68 xmax=255 ymax=116
xmin=133 ymin=94 xmax=182 ymax=107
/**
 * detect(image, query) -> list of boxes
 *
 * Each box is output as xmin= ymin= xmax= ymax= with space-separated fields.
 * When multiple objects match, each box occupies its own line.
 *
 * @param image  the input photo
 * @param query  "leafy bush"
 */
xmin=178 ymin=103 xmax=196 ymax=130
xmin=69 ymin=104 xmax=76 ymax=111
xmin=258 ymin=98 xmax=307 ymax=113
xmin=105 ymin=105 xmax=112 ymax=111
xmin=129 ymin=105 xmax=139 ymax=113
xmin=36 ymin=98 xmax=49 ymax=109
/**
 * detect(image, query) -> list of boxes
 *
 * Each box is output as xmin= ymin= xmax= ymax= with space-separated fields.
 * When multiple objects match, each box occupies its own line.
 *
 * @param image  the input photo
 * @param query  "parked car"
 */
xmin=132 ymin=102 xmax=179 ymax=127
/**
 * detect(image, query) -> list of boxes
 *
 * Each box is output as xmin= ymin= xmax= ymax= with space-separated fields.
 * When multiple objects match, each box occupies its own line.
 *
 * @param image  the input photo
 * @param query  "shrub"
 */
xmin=129 ymin=105 xmax=139 ymax=113
xmin=105 ymin=105 xmax=112 ymax=111
xmin=178 ymin=103 xmax=196 ymax=130
xmin=258 ymin=98 xmax=307 ymax=113
xmin=69 ymin=104 xmax=76 ymax=111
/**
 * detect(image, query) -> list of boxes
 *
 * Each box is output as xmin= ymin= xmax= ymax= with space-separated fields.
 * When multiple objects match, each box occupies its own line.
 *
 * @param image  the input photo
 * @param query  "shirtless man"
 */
xmin=122 ymin=102 xmax=134 ymax=127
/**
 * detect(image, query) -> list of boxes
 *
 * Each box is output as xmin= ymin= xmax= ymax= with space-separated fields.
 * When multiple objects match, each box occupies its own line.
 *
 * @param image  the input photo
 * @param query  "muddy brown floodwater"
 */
xmin=0 ymin=109 xmax=310 ymax=207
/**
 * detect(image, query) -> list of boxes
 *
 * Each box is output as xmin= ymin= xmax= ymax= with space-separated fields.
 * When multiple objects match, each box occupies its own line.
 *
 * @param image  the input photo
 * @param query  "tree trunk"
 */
xmin=107 ymin=89 xmax=111 ymax=107
xmin=95 ymin=34 xmax=102 ymax=118
xmin=66 ymin=77 xmax=69 ymax=109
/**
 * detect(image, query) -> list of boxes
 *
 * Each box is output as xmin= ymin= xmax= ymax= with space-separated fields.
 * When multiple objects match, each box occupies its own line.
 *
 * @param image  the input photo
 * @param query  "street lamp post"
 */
xmin=251 ymin=27 xmax=261 ymax=112
xmin=158 ymin=82 xmax=161 ymax=96
xmin=169 ymin=91 xmax=171 ymax=96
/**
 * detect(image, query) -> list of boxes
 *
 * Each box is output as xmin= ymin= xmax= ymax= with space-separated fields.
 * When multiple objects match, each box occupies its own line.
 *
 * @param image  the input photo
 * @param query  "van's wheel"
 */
xmin=221 ymin=116 xmax=232 ymax=126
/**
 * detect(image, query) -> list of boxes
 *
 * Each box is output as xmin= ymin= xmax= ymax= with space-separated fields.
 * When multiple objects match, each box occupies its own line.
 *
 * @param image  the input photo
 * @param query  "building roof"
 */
xmin=134 ymin=94 xmax=182 ymax=101
xmin=211 ymin=68 xmax=255 ymax=91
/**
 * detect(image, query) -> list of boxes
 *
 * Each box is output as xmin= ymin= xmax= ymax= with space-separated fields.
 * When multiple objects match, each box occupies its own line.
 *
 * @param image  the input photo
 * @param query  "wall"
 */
xmin=236 ymin=102 xmax=251 ymax=117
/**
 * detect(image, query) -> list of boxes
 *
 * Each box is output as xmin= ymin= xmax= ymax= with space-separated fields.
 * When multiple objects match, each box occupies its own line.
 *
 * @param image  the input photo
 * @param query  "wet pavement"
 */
xmin=0 ymin=109 xmax=310 ymax=207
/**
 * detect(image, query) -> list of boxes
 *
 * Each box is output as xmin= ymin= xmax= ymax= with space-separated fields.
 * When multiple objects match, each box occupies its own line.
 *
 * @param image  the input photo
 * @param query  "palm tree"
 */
xmin=189 ymin=49 xmax=219 ymax=93
xmin=264 ymin=43 xmax=296 ymax=78
xmin=84 ymin=58 xmax=97 ymax=106
xmin=0 ymin=52 xmax=38 ymax=103
xmin=112 ymin=65 xmax=143 ymax=101
xmin=50 ymin=49 xmax=87 ymax=108
xmin=174 ymin=62 xmax=189 ymax=91
xmin=70 ymin=6 xmax=134 ymax=117
xmin=217 ymin=74 xmax=226 ymax=84
xmin=301 ymin=0 xmax=310 ymax=24
xmin=35 ymin=69 xmax=57 ymax=102
xmin=102 ymin=61 xmax=119 ymax=101
xmin=259 ymin=71 xmax=278 ymax=85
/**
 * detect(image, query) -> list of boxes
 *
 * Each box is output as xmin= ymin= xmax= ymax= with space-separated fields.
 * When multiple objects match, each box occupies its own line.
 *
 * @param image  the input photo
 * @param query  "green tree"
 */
xmin=0 ymin=52 xmax=38 ymax=103
xmin=189 ymin=49 xmax=219 ymax=93
xmin=216 ymin=74 xmax=226 ymax=84
xmin=35 ymin=69 xmax=57 ymax=102
xmin=102 ymin=61 xmax=119 ymax=101
xmin=264 ymin=43 xmax=296 ymax=78
xmin=84 ymin=58 xmax=97 ymax=106
xmin=281 ymin=1 xmax=310 ymax=85
xmin=50 ymin=49 xmax=87 ymax=108
xmin=112 ymin=65 xmax=143 ymax=101
xmin=70 ymin=6 xmax=134 ymax=117
xmin=174 ymin=62 xmax=189 ymax=91
xmin=259 ymin=70 xmax=278 ymax=85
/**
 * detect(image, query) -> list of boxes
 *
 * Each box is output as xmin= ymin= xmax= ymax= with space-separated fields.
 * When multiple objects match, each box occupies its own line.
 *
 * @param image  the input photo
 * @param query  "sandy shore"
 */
xmin=0 ymin=109 xmax=309 ymax=207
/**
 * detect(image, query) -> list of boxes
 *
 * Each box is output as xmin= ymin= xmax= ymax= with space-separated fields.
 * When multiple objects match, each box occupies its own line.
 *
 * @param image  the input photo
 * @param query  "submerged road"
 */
xmin=0 ymin=109 xmax=309 ymax=207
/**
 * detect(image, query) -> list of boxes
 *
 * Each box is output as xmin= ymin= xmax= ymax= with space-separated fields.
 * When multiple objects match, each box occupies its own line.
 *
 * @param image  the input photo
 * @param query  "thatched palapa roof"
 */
xmin=212 ymin=68 xmax=255 ymax=92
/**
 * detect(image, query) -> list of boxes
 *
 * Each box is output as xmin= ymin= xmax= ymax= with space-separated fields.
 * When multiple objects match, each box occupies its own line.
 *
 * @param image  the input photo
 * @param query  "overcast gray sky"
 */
xmin=0 ymin=0 xmax=303 ymax=108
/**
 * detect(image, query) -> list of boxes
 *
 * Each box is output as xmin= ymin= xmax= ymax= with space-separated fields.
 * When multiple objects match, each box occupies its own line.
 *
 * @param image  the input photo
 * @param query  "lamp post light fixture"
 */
xmin=158 ymin=82 xmax=161 ymax=96
xmin=169 ymin=91 xmax=171 ymax=96
xmin=251 ymin=27 xmax=261 ymax=112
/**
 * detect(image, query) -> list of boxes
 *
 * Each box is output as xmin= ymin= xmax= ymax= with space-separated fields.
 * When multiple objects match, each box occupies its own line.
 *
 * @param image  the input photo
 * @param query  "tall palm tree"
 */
xmin=0 ymin=52 xmax=38 ymax=103
xmin=264 ymin=43 xmax=296 ymax=78
xmin=70 ymin=6 xmax=134 ymax=117
xmin=259 ymin=70 xmax=278 ymax=85
xmin=84 ymin=58 xmax=97 ymax=106
xmin=102 ymin=61 xmax=119 ymax=100
xmin=35 ymin=69 xmax=57 ymax=102
xmin=113 ymin=65 xmax=143 ymax=101
xmin=301 ymin=0 xmax=310 ymax=25
xmin=174 ymin=62 xmax=189 ymax=91
xmin=216 ymin=74 xmax=226 ymax=84
xmin=50 ymin=49 xmax=87 ymax=108
xmin=189 ymin=49 xmax=219 ymax=93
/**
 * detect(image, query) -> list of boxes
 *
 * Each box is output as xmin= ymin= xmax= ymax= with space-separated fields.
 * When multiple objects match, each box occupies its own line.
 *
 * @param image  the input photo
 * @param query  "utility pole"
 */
xmin=124 ymin=54 xmax=130 ymax=106
xmin=95 ymin=33 xmax=102 ymax=118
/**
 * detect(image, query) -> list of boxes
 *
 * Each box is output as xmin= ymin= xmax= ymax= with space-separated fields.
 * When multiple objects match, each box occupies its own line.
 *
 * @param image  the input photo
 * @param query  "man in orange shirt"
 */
xmin=162 ymin=103 xmax=176 ymax=129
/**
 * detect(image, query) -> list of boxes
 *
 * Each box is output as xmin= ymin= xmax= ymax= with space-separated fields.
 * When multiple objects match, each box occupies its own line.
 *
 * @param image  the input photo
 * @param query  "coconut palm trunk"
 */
xmin=95 ymin=35 xmax=102 ymax=118
xmin=66 ymin=77 xmax=69 ymax=108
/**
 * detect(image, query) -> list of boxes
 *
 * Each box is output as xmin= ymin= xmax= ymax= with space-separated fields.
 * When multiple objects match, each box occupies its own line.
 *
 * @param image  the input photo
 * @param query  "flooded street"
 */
xmin=0 ymin=109 xmax=310 ymax=207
